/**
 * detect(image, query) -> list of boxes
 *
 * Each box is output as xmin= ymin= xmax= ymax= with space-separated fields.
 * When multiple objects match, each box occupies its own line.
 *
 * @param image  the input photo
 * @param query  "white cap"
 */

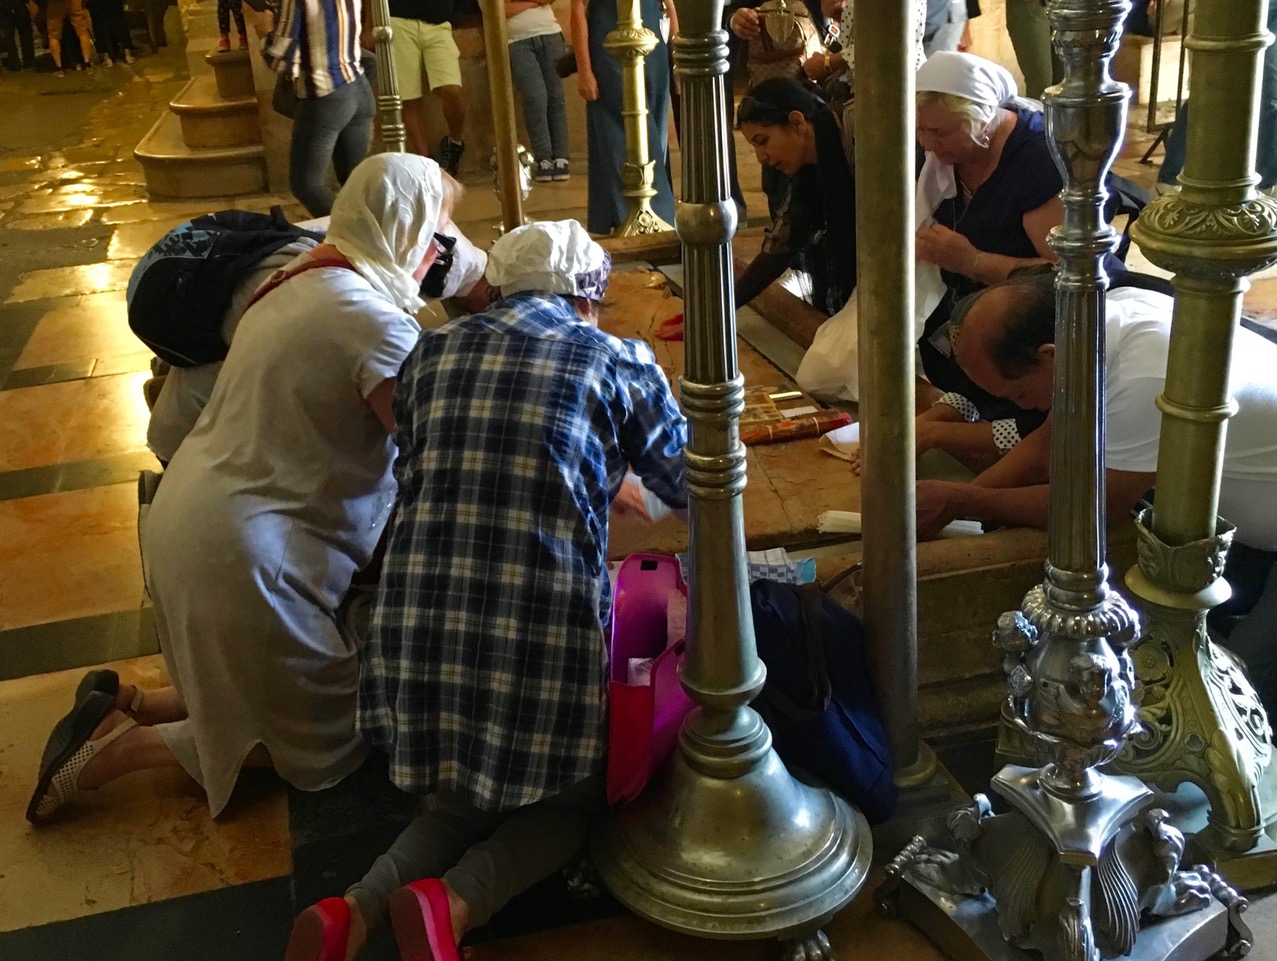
xmin=486 ymin=220 xmax=611 ymax=302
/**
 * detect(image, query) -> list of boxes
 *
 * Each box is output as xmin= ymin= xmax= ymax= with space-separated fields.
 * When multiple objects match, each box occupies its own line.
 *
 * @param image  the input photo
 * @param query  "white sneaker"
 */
xmin=101 ymin=54 xmax=113 ymax=67
xmin=1153 ymin=181 xmax=1180 ymax=197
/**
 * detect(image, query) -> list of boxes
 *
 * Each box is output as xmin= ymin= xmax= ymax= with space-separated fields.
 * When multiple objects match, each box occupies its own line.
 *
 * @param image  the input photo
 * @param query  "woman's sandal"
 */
xmin=26 ymin=691 xmax=137 ymax=823
xmin=75 ymin=669 xmax=145 ymax=717
xmin=283 ymin=897 xmax=352 ymax=961
xmin=390 ymin=878 xmax=462 ymax=961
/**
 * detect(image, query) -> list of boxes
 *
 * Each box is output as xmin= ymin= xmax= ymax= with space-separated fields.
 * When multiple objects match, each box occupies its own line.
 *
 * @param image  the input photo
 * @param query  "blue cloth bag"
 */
xmin=749 ymin=580 xmax=899 ymax=824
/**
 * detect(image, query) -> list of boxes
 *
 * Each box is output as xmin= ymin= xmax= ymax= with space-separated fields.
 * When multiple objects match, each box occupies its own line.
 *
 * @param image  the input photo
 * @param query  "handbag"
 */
xmin=750 ymin=580 xmax=898 ymax=824
xmin=605 ymin=553 xmax=695 ymax=806
xmin=554 ymin=45 xmax=577 ymax=79
xmin=272 ymin=71 xmax=298 ymax=119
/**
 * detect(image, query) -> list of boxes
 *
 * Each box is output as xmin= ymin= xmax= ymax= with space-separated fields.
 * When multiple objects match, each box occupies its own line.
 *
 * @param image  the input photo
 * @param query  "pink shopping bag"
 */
xmin=606 ymin=553 xmax=695 ymax=805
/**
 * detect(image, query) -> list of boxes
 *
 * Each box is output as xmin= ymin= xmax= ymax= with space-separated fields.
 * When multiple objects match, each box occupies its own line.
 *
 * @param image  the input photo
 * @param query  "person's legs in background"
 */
xmin=537 ymin=32 xmax=571 ymax=178
xmin=1157 ymin=100 xmax=1189 ymax=192
xmin=1004 ymin=0 xmax=1062 ymax=99
xmin=330 ymin=73 xmax=376 ymax=186
xmin=45 ymin=0 xmax=66 ymax=72
xmin=67 ymin=0 xmax=94 ymax=66
xmin=289 ymin=82 xmax=365 ymax=217
xmin=421 ymin=23 xmax=465 ymax=175
xmin=0 ymin=4 xmax=20 ymax=70
xmin=509 ymin=35 xmax=555 ymax=180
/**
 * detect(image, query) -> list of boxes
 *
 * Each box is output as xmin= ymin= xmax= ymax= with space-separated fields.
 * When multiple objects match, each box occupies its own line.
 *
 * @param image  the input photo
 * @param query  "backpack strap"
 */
xmin=245 ymin=254 xmax=357 ymax=312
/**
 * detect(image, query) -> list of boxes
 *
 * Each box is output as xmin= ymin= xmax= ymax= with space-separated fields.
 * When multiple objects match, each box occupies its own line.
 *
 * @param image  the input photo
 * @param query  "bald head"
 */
xmin=951 ymin=275 xmax=1058 ymax=412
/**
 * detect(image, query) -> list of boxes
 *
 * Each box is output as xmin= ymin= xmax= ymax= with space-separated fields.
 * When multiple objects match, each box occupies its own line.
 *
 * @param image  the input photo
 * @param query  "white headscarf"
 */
xmin=914 ymin=52 xmax=1042 ymax=228
xmin=486 ymin=220 xmax=611 ymax=302
xmin=916 ymin=51 xmax=1026 ymax=113
xmin=326 ymin=153 xmax=444 ymax=314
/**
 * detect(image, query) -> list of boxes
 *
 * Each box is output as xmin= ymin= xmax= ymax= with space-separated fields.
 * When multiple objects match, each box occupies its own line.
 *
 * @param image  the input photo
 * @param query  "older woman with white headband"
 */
xmin=902 ymin=51 xmax=1069 ymax=470
xmin=26 ymin=153 xmax=458 ymax=825
xmin=282 ymin=219 xmax=688 ymax=961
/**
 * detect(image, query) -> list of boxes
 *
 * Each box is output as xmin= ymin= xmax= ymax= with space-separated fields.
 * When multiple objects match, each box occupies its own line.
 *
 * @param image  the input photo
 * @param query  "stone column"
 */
xmin=604 ymin=0 xmax=673 ymax=235
xmin=1119 ymin=0 xmax=1277 ymax=890
xmin=853 ymin=0 xmax=926 ymax=782
xmin=591 ymin=0 xmax=871 ymax=954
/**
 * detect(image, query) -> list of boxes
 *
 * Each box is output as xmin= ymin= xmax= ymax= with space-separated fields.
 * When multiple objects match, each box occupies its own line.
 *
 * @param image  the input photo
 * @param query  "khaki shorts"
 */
xmin=390 ymin=18 xmax=462 ymax=99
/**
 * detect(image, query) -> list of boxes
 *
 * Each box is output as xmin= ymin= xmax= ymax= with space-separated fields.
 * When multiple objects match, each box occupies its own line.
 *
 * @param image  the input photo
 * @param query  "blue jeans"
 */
xmin=508 ymin=32 xmax=570 ymax=163
xmin=289 ymin=74 xmax=376 ymax=217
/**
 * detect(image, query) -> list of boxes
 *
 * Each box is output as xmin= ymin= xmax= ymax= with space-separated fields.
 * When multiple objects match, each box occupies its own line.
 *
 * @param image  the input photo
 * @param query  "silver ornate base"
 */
xmin=879 ymin=870 xmax=1248 ymax=961
xmin=592 ymin=744 xmax=872 ymax=940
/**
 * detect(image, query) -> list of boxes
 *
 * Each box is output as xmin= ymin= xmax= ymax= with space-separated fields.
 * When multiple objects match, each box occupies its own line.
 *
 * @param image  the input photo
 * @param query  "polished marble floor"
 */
xmin=2 ymin=15 xmax=1277 ymax=961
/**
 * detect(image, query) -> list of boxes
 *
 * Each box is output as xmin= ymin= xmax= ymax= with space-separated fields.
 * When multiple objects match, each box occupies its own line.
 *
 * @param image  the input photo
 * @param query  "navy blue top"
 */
xmin=920 ymin=107 xmax=1124 ymax=435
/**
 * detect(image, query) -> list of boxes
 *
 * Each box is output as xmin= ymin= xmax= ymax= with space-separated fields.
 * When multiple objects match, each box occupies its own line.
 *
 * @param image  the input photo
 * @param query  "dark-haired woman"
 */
xmin=735 ymin=77 xmax=856 ymax=317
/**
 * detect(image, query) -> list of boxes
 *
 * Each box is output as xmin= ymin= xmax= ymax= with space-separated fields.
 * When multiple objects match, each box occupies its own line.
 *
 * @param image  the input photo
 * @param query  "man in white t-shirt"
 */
xmin=914 ymin=275 xmax=1277 ymax=708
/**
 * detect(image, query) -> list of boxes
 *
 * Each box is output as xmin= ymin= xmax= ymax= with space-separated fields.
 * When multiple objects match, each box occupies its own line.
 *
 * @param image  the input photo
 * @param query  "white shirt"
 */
xmin=507 ymin=4 xmax=561 ymax=43
xmin=1104 ymin=286 xmax=1277 ymax=550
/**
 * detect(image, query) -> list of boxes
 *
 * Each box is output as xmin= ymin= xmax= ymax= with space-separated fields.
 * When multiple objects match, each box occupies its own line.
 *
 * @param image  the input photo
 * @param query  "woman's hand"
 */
xmin=915 ymin=222 xmax=980 ymax=277
xmin=611 ymin=477 xmax=653 ymax=521
xmin=577 ymin=68 xmax=599 ymax=102
xmin=729 ymin=6 xmax=762 ymax=39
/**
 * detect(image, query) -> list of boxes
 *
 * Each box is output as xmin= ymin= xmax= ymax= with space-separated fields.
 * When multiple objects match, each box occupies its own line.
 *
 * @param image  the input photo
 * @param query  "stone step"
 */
xmin=170 ymin=73 xmax=261 ymax=149
xmin=204 ymin=48 xmax=254 ymax=100
xmin=135 ymin=110 xmax=268 ymax=199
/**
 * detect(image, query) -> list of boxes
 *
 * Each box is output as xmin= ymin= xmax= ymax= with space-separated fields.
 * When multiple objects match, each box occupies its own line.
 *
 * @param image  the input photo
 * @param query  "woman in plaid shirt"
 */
xmin=284 ymin=220 xmax=688 ymax=961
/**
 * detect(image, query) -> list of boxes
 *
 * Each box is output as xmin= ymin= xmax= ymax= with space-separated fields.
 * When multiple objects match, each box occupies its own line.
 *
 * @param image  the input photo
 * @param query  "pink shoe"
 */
xmin=283 ymin=898 xmax=351 ymax=961
xmin=390 ymin=879 xmax=461 ymax=961
xmin=216 ymin=34 xmax=230 ymax=53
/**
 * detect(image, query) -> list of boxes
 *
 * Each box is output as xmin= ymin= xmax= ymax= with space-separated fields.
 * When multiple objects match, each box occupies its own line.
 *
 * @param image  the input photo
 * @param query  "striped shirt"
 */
xmin=267 ymin=0 xmax=364 ymax=98
xmin=357 ymin=291 xmax=688 ymax=811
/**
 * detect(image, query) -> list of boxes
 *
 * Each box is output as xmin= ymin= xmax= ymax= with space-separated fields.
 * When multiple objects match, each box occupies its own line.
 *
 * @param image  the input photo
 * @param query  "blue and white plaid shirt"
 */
xmin=358 ymin=292 xmax=687 ymax=811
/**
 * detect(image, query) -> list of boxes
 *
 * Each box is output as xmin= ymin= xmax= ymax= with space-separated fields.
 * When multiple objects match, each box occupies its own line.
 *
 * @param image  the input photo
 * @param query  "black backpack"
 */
xmin=750 ymin=580 xmax=899 ymax=824
xmin=126 ymin=206 xmax=322 ymax=367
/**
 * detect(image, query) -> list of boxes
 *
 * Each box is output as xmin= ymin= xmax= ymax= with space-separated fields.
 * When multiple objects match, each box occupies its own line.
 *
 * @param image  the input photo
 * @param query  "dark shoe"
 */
xmin=26 ymin=690 xmax=116 ymax=823
xmin=438 ymin=137 xmax=465 ymax=177
xmin=553 ymin=158 xmax=570 ymax=181
xmin=533 ymin=159 xmax=554 ymax=183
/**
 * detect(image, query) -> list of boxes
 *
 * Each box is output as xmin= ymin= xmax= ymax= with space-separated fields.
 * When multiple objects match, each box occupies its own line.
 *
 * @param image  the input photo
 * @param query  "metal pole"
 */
xmin=1120 ymin=0 xmax=1277 ymax=889
xmin=369 ymin=0 xmax=406 ymax=152
xmin=591 ymin=0 xmax=870 ymax=951
xmin=878 ymin=3 xmax=1253 ymax=956
xmin=604 ymin=0 xmax=673 ymax=235
xmin=479 ymin=0 xmax=525 ymax=230
xmin=853 ymin=0 xmax=924 ymax=782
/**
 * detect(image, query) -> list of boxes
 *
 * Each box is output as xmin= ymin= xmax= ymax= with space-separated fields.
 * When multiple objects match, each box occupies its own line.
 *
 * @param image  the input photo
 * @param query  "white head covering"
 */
xmin=326 ymin=153 xmax=444 ymax=314
xmin=915 ymin=51 xmax=1023 ymax=111
xmin=486 ymin=220 xmax=611 ymax=302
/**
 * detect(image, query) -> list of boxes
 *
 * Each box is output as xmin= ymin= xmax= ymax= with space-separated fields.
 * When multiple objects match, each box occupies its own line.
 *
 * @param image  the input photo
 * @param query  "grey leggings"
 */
xmin=507 ymin=32 xmax=570 ymax=163
xmin=289 ymin=73 xmax=375 ymax=218
xmin=347 ymin=775 xmax=603 ymax=931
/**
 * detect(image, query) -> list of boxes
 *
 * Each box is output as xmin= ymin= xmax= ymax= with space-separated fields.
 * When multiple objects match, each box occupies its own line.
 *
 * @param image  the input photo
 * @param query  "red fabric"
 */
xmin=655 ymin=313 xmax=684 ymax=341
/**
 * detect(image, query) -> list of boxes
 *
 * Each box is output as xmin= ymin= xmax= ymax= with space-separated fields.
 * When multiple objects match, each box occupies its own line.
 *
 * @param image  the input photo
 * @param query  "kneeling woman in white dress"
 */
xmin=27 ymin=153 xmax=457 ymax=823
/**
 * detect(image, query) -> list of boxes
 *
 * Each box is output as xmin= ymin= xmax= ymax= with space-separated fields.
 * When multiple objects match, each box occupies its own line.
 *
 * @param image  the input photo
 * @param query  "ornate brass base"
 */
xmin=592 ymin=742 xmax=872 ymax=940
